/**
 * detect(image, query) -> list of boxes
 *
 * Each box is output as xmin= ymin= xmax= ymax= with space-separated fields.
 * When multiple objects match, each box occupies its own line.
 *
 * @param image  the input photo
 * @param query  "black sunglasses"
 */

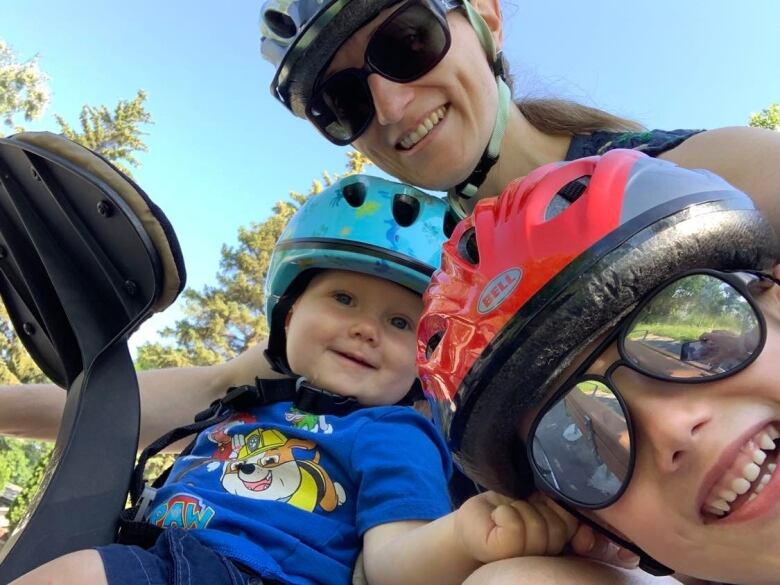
xmin=527 ymin=269 xmax=779 ymax=510
xmin=306 ymin=0 xmax=454 ymax=145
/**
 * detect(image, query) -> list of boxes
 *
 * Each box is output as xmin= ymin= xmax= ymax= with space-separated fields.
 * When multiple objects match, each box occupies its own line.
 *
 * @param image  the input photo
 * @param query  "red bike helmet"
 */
xmin=418 ymin=149 xmax=778 ymax=496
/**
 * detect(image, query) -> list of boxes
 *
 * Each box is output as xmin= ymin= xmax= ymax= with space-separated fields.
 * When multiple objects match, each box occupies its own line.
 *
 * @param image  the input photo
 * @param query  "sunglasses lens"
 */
xmin=368 ymin=2 xmax=449 ymax=81
xmin=624 ymin=274 xmax=761 ymax=379
xmin=532 ymin=379 xmax=630 ymax=506
xmin=309 ymin=71 xmax=373 ymax=143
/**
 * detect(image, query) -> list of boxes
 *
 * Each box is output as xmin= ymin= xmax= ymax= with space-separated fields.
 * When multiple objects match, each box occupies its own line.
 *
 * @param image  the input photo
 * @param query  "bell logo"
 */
xmin=478 ymin=268 xmax=523 ymax=314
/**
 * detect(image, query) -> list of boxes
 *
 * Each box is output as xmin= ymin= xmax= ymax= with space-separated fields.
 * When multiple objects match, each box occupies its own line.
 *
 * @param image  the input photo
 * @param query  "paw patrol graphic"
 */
xmin=222 ymin=428 xmax=346 ymax=513
xmin=207 ymin=413 xmax=257 ymax=460
xmin=285 ymin=408 xmax=333 ymax=434
xmin=148 ymin=494 xmax=216 ymax=529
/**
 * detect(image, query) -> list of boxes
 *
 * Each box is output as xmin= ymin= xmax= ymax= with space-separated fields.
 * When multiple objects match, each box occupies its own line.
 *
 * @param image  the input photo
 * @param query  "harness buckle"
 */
xmin=294 ymin=377 xmax=360 ymax=416
xmin=133 ymin=483 xmax=158 ymax=522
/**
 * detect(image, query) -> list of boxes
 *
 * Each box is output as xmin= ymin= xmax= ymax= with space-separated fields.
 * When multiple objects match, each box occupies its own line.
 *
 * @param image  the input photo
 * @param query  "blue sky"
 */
xmin=3 ymin=0 xmax=779 ymax=352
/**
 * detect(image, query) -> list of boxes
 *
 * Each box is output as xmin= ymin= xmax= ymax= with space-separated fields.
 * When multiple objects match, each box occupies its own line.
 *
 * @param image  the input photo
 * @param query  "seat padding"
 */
xmin=9 ymin=132 xmax=185 ymax=312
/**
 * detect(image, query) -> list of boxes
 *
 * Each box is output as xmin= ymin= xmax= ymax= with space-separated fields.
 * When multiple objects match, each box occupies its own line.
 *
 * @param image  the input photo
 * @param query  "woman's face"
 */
xmin=321 ymin=0 xmax=501 ymax=190
xmin=581 ymin=283 xmax=780 ymax=584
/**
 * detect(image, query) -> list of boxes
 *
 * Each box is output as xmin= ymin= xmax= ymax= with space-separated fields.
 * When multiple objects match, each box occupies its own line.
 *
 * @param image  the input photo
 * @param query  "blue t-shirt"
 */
xmin=145 ymin=401 xmax=453 ymax=585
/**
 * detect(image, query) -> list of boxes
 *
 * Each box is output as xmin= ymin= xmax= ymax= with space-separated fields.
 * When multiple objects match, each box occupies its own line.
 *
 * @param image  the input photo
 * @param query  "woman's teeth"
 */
xmin=398 ymin=106 xmax=447 ymax=150
xmin=703 ymin=423 xmax=780 ymax=518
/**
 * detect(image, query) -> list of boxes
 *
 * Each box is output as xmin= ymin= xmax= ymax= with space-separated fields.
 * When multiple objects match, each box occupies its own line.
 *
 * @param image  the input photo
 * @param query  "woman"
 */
xmin=419 ymin=148 xmax=779 ymax=583
xmin=258 ymin=0 xmax=780 ymax=221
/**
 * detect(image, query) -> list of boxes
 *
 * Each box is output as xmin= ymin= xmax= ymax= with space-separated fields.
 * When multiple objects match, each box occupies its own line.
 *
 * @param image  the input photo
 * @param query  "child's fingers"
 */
xmin=520 ymin=498 xmax=574 ymax=555
xmin=571 ymin=523 xmax=596 ymax=555
xmin=571 ymin=525 xmax=640 ymax=569
xmin=535 ymin=496 xmax=579 ymax=542
xmin=494 ymin=500 xmax=548 ymax=557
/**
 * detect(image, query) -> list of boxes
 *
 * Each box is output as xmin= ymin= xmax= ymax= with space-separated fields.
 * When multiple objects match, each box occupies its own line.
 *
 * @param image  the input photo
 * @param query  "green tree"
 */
xmin=749 ymin=103 xmax=780 ymax=131
xmin=6 ymin=450 xmax=50 ymax=529
xmin=0 ymin=40 xmax=49 ymax=133
xmin=136 ymin=151 xmax=372 ymax=369
xmin=56 ymin=89 xmax=152 ymax=176
xmin=0 ymin=437 xmax=48 ymax=488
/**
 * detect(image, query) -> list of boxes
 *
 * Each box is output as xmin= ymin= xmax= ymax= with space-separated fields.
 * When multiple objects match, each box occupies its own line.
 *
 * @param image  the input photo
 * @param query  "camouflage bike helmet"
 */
xmin=259 ymin=0 xmax=512 ymax=212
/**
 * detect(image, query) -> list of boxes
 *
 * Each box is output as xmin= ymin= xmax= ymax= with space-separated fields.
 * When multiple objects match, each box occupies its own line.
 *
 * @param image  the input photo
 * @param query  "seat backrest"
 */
xmin=0 ymin=132 xmax=185 ymax=581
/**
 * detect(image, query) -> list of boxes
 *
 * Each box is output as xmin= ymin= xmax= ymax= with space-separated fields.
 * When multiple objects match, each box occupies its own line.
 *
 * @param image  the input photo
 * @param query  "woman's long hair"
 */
xmin=502 ymin=56 xmax=645 ymax=134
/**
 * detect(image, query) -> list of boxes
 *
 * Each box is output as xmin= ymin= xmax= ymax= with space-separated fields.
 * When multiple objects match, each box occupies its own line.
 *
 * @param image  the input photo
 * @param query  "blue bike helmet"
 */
xmin=259 ymin=0 xmax=511 ymax=204
xmin=264 ymin=173 xmax=452 ymax=375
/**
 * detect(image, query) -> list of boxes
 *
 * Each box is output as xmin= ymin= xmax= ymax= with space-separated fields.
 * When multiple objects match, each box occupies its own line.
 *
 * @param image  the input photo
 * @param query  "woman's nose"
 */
xmin=625 ymin=386 xmax=712 ymax=474
xmin=367 ymin=74 xmax=415 ymax=127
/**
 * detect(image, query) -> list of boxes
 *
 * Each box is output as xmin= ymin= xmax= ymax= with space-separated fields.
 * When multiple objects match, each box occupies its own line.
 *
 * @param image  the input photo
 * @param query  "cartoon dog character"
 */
xmin=221 ymin=428 xmax=346 ymax=513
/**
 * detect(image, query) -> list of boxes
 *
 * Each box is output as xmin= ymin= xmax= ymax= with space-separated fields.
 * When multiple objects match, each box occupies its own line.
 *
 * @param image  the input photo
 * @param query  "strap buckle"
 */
xmin=293 ymin=377 xmax=360 ymax=416
xmin=133 ymin=483 xmax=158 ymax=522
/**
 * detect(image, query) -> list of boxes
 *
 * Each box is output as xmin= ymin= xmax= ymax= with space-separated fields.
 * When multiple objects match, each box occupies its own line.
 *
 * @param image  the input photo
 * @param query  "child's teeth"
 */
xmin=744 ymin=462 xmax=761 ymax=482
xmin=709 ymin=498 xmax=730 ymax=513
xmin=753 ymin=448 xmax=768 ymax=465
xmin=732 ymin=477 xmax=752 ymax=495
xmin=759 ymin=432 xmax=776 ymax=450
xmin=718 ymin=488 xmax=738 ymax=503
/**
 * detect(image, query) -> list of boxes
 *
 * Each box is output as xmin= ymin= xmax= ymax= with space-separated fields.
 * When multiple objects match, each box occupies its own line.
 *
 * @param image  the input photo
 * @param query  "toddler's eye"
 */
xmin=389 ymin=316 xmax=411 ymax=330
xmin=333 ymin=292 xmax=353 ymax=305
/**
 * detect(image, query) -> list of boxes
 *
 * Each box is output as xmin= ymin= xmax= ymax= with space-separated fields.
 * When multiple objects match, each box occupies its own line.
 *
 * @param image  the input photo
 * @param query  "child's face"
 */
xmin=285 ymin=270 xmax=422 ymax=405
xmin=584 ymin=283 xmax=780 ymax=583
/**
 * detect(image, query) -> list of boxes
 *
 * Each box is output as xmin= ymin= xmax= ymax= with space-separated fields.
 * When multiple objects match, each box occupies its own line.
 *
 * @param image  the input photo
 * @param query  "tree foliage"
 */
xmin=56 ymin=89 xmax=152 ymax=176
xmin=136 ymin=151 xmax=372 ymax=369
xmin=6 ymin=449 xmax=50 ymax=529
xmin=749 ymin=103 xmax=779 ymax=131
xmin=0 ymin=40 xmax=49 ymax=133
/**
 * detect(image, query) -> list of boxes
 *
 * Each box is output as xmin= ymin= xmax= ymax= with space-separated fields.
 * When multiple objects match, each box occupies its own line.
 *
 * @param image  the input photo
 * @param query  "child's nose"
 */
xmin=625 ymin=386 xmax=712 ymax=474
xmin=349 ymin=315 xmax=380 ymax=344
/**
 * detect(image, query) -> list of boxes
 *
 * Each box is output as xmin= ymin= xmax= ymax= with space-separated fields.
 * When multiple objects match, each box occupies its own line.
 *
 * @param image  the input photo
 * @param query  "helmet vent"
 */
xmin=457 ymin=228 xmax=479 ymax=265
xmin=545 ymin=176 xmax=590 ymax=221
xmin=425 ymin=331 xmax=444 ymax=360
xmin=443 ymin=209 xmax=458 ymax=238
xmin=392 ymin=194 xmax=421 ymax=227
xmin=264 ymin=10 xmax=298 ymax=39
xmin=341 ymin=182 xmax=367 ymax=207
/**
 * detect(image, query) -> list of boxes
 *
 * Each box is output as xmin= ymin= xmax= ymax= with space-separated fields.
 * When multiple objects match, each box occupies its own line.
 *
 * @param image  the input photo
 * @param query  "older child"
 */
xmin=10 ymin=175 xmax=576 ymax=585
xmin=420 ymin=148 xmax=780 ymax=584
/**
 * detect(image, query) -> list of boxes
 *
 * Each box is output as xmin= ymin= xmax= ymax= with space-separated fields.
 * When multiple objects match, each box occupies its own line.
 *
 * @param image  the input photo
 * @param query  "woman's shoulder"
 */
xmin=565 ymin=128 xmax=705 ymax=160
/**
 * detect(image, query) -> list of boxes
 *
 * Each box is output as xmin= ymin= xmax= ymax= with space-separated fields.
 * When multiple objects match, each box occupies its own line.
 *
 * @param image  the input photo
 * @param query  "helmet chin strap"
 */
xmin=447 ymin=0 xmax=511 ymax=218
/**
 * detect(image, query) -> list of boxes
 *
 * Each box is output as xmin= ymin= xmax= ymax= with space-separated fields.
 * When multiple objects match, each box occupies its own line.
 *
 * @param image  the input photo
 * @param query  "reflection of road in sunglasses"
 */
xmin=534 ymin=387 xmax=629 ymax=503
xmin=565 ymin=386 xmax=629 ymax=481
xmin=625 ymin=336 xmax=713 ymax=378
xmin=625 ymin=328 xmax=758 ymax=378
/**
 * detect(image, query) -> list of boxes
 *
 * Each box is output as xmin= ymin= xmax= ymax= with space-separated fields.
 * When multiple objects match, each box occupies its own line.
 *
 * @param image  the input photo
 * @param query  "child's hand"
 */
xmin=570 ymin=524 xmax=640 ymax=569
xmin=455 ymin=491 xmax=578 ymax=564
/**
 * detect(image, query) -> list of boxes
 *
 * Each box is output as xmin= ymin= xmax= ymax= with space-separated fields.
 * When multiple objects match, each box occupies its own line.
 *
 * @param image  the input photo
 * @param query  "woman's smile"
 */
xmin=397 ymin=104 xmax=449 ymax=151
xmin=700 ymin=421 xmax=780 ymax=522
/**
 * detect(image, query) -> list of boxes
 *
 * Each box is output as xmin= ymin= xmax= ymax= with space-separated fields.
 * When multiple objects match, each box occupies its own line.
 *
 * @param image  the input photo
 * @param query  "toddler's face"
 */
xmin=285 ymin=270 xmax=422 ymax=405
